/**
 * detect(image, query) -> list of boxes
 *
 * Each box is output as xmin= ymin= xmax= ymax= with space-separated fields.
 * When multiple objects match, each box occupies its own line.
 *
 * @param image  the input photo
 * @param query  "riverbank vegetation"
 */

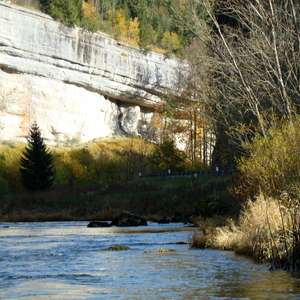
xmin=187 ymin=0 xmax=300 ymax=271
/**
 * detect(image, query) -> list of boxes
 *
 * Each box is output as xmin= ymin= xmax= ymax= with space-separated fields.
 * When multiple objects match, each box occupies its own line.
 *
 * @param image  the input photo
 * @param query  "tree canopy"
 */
xmin=37 ymin=0 xmax=206 ymax=53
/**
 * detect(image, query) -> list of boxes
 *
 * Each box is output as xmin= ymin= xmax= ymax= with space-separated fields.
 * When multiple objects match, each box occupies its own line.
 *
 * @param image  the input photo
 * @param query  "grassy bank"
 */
xmin=0 ymin=137 xmax=236 ymax=222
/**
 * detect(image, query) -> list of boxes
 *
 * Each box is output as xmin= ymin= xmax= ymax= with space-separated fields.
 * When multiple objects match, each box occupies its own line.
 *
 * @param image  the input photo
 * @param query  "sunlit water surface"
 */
xmin=0 ymin=222 xmax=300 ymax=299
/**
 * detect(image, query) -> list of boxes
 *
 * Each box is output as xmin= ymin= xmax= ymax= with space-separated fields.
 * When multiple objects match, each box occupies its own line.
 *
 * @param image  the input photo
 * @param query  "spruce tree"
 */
xmin=20 ymin=123 xmax=54 ymax=191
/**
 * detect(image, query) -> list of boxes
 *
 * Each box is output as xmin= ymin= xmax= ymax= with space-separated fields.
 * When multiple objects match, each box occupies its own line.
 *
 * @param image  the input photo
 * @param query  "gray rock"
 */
xmin=111 ymin=212 xmax=147 ymax=227
xmin=87 ymin=221 xmax=112 ymax=228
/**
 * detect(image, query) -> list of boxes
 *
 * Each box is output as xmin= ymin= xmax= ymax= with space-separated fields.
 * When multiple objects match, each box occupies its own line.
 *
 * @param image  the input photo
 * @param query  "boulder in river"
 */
xmin=111 ymin=212 xmax=147 ymax=227
xmin=87 ymin=221 xmax=112 ymax=228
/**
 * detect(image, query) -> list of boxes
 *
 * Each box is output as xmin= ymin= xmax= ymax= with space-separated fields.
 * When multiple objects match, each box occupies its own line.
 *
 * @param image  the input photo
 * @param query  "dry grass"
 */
xmin=0 ymin=137 xmax=156 ymax=191
xmin=193 ymin=194 xmax=300 ymax=270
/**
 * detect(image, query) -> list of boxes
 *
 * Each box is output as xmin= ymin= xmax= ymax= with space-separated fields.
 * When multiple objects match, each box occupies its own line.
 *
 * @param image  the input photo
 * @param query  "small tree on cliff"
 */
xmin=20 ymin=122 xmax=54 ymax=191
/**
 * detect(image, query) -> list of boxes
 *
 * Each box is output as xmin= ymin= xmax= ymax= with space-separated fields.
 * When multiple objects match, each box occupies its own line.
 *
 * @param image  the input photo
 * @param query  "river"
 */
xmin=0 ymin=222 xmax=299 ymax=299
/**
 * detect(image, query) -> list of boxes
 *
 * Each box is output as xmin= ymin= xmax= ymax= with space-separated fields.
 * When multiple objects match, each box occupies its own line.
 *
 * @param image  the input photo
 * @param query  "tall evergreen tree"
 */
xmin=20 ymin=123 xmax=54 ymax=191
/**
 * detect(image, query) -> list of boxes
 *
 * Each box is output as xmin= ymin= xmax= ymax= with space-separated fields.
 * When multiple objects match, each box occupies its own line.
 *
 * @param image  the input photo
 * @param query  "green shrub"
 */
xmin=151 ymin=139 xmax=186 ymax=171
xmin=0 ymin=137 xmax=192 ymax=190
xmin=48 ymin=0 xmax=81 ymax=26
xmin=81 ymin=15 xmax=101 ymax=32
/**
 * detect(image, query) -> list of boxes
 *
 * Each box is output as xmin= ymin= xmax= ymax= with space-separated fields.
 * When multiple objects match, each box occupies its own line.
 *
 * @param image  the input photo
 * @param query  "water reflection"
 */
xmin=0 ymin=222 xmax=299 ymax=299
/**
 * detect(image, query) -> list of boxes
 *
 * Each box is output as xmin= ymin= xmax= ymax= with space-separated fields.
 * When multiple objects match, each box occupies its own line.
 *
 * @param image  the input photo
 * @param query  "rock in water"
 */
xmin=111 ymin=212 xmax=147 ymax=227
xmin=87 ymin=221 xmax=112 ymax=228
xmin=157 ymin=248 xmax=176 ymax=254
xmin=104 ymin=245 xmax=130 ymax=251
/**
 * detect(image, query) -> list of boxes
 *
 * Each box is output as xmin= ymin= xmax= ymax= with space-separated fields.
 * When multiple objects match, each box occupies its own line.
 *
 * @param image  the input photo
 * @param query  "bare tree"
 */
xmin=200 ymin=0 xmax=300 ymax=142
xmin=174 ymin=0 xmax=299 ymax=151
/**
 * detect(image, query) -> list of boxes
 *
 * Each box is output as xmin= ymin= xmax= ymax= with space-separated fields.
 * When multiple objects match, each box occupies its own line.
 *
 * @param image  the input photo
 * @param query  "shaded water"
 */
xmin=0 ymin=222 xmax=299 ymax=299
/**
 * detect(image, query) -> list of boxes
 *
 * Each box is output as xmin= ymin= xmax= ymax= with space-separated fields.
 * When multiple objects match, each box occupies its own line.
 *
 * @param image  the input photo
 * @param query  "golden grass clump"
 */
xmin=192 ymin=194 xmax=299 ymax=267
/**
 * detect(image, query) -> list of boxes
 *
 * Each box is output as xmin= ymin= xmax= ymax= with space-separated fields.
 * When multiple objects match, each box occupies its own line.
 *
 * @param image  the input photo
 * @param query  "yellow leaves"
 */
xmin=54 ymin=151 xmax=87 ymax=184
xmin=70 ymin=159 xmax=87 ymax=180
xmin=238 ymin=117 xmax=300 ymax=198
xmin=114 ymin=9 xmax=140 ymax=47
xmin=115 ymin=9 xmax=128 ymax=39
xmin=82 ymin=0 xmax=96 ymax=18
xmin=81 ymin=0 xmax=100 ymax=32
xmin=161 ymin=31 xmax=182 ymax=52
xmin=127 ymin=17 xmax=140 ymax=46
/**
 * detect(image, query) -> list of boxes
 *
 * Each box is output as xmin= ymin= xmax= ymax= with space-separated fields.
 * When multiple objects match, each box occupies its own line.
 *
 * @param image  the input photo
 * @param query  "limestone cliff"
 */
xmin=0 ymin=2 xmax=186 ymax=144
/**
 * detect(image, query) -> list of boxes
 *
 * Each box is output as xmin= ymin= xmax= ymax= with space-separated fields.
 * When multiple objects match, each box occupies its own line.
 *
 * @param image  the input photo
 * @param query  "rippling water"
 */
xmin=0 ymin=222 xmax=300 ymax=299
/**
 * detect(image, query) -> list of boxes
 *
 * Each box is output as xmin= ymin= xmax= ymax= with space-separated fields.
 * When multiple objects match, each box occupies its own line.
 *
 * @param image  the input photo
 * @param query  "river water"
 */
xmin=0 ymin=222 xmax=299 ymax=300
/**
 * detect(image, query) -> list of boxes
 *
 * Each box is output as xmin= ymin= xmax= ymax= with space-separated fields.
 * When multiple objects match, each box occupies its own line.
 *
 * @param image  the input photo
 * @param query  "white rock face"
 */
xmin=0 ymin=2 xmax=187 ymax=144
xmin=0 ymin=70 xmax=158 ymax=144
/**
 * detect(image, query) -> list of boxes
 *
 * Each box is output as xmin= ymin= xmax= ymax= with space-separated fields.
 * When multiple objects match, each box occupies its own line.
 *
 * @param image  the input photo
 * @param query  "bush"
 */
xmin=48 ymin=0 xmax=81 ymax=26
xmin=151 ymin=139 xmax=186 ymax=171
xmin=238 ymin=117 xmax=300 ymax=198
xmin=194 ymin=176 xmax=236 ymax=216
xmin=193 ymin=194 xmax=300 ymax=271
xmin=161 ymin=31 xmax=182 ymax=52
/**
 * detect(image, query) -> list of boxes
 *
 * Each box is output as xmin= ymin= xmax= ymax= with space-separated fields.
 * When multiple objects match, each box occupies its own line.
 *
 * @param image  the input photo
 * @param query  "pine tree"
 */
xmin=48 ymin=0 xmax=82 ymax=27
xmin=20 ymin=123 xmax=54 ymax=191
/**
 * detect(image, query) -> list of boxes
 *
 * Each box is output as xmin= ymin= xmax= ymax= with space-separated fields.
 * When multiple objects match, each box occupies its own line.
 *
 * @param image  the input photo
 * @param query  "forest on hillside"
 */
xmin=15 ymin=0 xmax=206 ymax=54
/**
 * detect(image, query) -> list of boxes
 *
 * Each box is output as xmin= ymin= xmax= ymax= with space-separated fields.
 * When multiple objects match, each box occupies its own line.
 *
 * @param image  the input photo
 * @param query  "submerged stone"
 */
xmin=111 ymin=212 xmax=147 ymax=227
xmin=144 ymin=248 xmax=176 ymax=254
xmin=104 ymin=245 xmax=130 ymax=251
